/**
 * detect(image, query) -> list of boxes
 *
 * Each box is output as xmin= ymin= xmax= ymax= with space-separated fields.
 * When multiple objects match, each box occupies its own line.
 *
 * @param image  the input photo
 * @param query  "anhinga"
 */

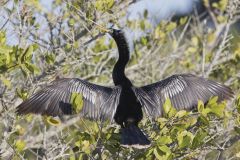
xmin=17 ymin=28 xmax=234 ymax=149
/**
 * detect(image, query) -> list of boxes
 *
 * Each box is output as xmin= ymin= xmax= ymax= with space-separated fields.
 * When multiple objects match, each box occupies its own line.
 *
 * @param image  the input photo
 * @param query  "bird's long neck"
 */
xmin=112 ymin=34 xmax=131 ymax=86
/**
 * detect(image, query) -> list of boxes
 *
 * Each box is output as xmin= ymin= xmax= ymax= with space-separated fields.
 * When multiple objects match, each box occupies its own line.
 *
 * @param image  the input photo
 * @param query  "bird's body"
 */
xmin=114 ymin=85 xmax=143 ymax=127
xmin=111 ymin=29 xmax=143 ymax=128
xmin=17 ymin=28 xmax=234 ymax=148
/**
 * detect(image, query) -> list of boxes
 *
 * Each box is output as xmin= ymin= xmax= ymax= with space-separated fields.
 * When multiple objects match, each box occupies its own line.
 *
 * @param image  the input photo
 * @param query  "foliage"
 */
xmin=0 ymin=0 xmax=239 ymax=159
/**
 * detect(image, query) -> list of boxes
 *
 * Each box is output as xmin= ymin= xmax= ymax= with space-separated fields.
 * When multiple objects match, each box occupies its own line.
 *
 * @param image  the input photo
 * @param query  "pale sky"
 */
xmin=1 ymin=0 xmax=203 ymax=45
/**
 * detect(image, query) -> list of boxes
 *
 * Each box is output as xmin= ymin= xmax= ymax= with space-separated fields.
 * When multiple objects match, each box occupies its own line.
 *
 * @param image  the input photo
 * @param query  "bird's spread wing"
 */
xmin=17 ymin=78 xmax=121 ymax=121
xmin=132 ymin=74 xmax=234 ymax=118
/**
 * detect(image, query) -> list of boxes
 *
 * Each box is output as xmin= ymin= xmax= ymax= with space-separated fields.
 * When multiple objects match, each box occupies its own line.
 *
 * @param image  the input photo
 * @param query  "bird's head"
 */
xmin=107 ymin=26 xmax=126 ymax=43
xmin=108 ymin=28 xmax=124 ymax=38
xmin=95 ymin=24 xmax=126 ymax=46
xmin=94 ymin=23 xmax=123 ymax=39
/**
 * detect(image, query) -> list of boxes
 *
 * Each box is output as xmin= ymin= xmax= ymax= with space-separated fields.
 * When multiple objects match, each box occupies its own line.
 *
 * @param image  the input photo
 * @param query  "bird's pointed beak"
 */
xmin=95 ymin=24 xmax=111 ymax=33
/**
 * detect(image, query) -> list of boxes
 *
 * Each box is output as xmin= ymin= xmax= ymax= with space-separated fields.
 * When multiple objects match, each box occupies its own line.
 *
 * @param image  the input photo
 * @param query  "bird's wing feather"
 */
xmin=132 ymin=74 xmax=234 ymax=118
xmin=16 ymin=78 xmax=121 ymax=121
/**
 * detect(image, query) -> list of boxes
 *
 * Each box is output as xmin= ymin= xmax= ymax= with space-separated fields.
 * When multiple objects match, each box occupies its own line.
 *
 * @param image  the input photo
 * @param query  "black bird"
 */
xmin=17 ymin=28 xmax=234 ymax=148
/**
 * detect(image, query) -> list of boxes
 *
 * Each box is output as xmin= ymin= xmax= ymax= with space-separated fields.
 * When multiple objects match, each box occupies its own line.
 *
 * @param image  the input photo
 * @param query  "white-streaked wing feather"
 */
xmin=133 ymin=74 xmax=233 ymax=118
xmin=17 ymin=78 xmax=121 ymax=121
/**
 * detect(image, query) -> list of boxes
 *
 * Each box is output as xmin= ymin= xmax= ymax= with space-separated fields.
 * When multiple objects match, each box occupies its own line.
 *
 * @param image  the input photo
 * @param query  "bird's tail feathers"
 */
xmin=120 ymin=125 xmax=151 ymax=149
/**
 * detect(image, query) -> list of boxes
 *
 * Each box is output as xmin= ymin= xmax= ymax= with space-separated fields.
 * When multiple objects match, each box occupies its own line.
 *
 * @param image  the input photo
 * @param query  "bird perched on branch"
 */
xmin=17 ymin=28 xmax=234 ymax=149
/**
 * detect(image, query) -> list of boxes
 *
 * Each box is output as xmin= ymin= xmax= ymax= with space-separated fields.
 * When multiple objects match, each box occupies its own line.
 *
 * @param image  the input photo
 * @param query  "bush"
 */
xmin=0 ymin=0 xmax=239 ymax=159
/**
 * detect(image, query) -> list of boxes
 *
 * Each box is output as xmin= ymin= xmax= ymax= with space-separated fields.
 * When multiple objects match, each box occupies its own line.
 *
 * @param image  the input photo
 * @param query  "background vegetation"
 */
xmin=0 ymin=0 xmax=239 ymax=159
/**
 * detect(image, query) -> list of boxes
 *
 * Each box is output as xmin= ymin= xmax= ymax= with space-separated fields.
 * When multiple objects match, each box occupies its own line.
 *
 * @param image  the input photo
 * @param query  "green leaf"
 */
xmin=180 ymin=17 xmax=188 ymax=25
xmin=198 ymin=115 xmax=209 ymax=126
xmin=25 ymin=62 xmax=40 ymax=75
xmin=153 ymin=146 xmax=171 ymax=160
xmin=202 ymin=108 xmax=211 ymax=117
xmin=69 ymin=149 xmax=76 ymax=160
xmin=197 ymin=100 xmax=204 ymax=113
xmin=5 ymin=52 xmax=11 ymax=65
xmin=82 ymin=140 xmax=91 ymax=154
xmin=16 ymin=88 xmax=28 ymax=100
xmin=191 ymin=129 xmax=208 ymax=149
xmin=166 ymin=22 xmax=177 ymax=32
xmin=20 ymin=63 xmax=29 ymax=77
xmin=169 ymin=107 xmax=177 ymax=118
xmin=20 ymin=46 xmax=33 ymax=63
xmin=236 ymin=95 xmax=240 ymax=114
xmin=209 ymin=102 xmax=226 ymax=117
xmin=45 ymin=53 xmax=55 ymax=64
xmin=15 ymin=125 xmax=25 ymax=136
xmin=0 ymin=45 xmax=12 ymax=53
xmin=75 ymin=140 xmax=81 ymax=147
xmin=24 ymin=45 xmax=33 ymax=60
xmin=0 ymin=76 xmax=11 ymax=88
xmin=0 ymin=31 xmax=6 ymax=44
xmin=185 ymin=117 xmax=198 ymax=128
xmin=153 ymin=148 xmax=162 ymax=159
xmin=25 ymin=114 xmax=33 ymax=122
xmin=24 ymin=62 xmax=39 ymax=74
xmin=46 ymin=117 xmax=61 ymax=126
xmin=163 ymin=98 xmax=176 ymax=117
xmin=207 ymin=96 xmax=218 ymax=107
xmin=204 ymin=96 xmax=226 ymax=117
xmin=146 ymin=148 xmax=154 ymax=157
xmin=15 ymin=140 xmax=26 ymax=152
xmin=177 ymin=131 xmax=193 ymax=149
xmin=158 ymin=145 xmax=171 ymax=154
xmin=140 ymin=20 xmax=145 ymax=30
xmin=144 ymin=10 xmax=148 ymax=18
xmin=157 ymin=118 xmax=168 ymax=128
xmin=158 ymin=136 xmax=172 ymax=145
xmin=101 ymin=150 xmax=110 ymax=160
xmin=32 ymin=44 xmax=39 ymax=51
xmin=163 ymin=98 xmax=171 ymax=114
xmin=65 ymin=43 xmax=72 ymax=52
xmin=95 ymin=0 xmax=114 ymax=11
xmin=175 ymin=110 xmax=188 ymax=118
xmin=71 ymin=92 xmax=84 ymax=113
xmin=140 ymin=37 xmax=148 ymax=45
xmin=68 ymin=18 xmax=75 ymax=27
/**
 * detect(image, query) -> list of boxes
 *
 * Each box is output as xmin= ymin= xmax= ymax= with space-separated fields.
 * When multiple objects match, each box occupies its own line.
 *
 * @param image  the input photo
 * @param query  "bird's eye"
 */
xmin=116 ymin=30 xmax=122 ymax=35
